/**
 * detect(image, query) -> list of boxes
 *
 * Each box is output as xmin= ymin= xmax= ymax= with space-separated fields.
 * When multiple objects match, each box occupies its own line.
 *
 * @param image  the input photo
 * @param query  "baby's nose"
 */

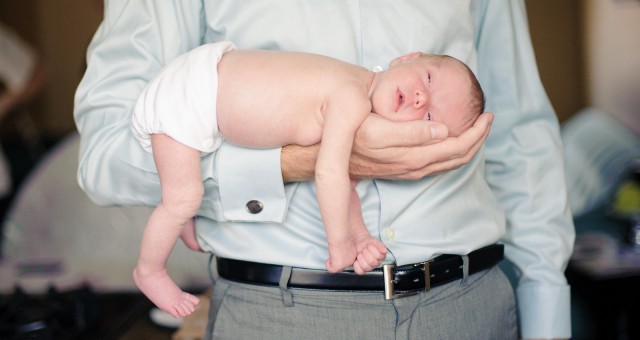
xmin=413 ymin=90 xmax=427 ymax=109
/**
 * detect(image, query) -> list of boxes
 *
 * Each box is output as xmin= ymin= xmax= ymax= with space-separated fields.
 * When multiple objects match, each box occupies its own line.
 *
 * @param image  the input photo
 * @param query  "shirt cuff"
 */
xmin=216 ymin=143 xmax=288 ymax=222
xmin=517 ymin=282 xmax=572 ymax=339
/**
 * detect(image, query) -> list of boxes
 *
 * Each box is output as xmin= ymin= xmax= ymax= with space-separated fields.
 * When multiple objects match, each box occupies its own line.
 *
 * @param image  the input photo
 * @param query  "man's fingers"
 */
xmin=428 ymin=112 xmax=493 ymax=162
xmin=456 ymin=111 xmax=493 ymax=160
xmin=465 ymin=112 xmax=493 ymax=147
xmin=409 ymin=112 xmax=494 ymax=177
xmin=357 ymin=114 xmax=449 ymax=149
xmin=349 ymin=112 xmax=493 ymax=179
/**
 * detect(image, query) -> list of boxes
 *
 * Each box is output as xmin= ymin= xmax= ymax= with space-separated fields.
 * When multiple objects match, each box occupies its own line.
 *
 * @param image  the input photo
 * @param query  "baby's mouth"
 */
xmin=394 ymin=89 xmax=404 ymax=113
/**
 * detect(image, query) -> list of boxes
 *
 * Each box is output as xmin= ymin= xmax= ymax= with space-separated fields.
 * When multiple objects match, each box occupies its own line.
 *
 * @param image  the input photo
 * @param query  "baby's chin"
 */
xmin=447 ymin=128 xmax=465 ymax=138
xmin=375 ymin=109 xmax=394 ymax=120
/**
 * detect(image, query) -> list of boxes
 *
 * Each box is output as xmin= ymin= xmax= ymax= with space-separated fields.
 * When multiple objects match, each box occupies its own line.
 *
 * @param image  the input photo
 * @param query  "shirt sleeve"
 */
xmin=472 ymin=1 xmax=576 ymax=339
xmin=74 ymin=0 xmax=288 ymax=220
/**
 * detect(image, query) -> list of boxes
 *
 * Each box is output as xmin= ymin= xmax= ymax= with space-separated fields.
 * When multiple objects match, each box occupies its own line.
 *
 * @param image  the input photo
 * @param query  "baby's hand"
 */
xmin=352 ymin=238 xmax=388 ymax=275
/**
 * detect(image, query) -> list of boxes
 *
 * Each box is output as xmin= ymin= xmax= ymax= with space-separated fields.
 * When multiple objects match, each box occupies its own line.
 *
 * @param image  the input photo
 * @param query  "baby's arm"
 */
xmin=348 ymin=180 xmax=388 ymax=274
xmin=317 ymin=91 xmax=385 ymax=273
xmin=133 ymin=134 xmax=202 ymax=318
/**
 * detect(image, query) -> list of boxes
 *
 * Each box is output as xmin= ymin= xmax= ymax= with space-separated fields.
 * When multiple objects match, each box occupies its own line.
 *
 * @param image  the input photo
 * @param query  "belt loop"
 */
xmin=279 ymin=266 xmax=294 ymax=307
xmin=460 ymin=254 xmax=469 ymax=285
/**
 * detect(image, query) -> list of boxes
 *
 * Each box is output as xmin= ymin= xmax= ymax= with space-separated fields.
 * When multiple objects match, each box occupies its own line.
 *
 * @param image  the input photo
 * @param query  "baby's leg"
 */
xmin=180 ymin=218 xmax=202 ymax=252
xmin=349 ymin=180 xmax=388 ymax=275
xmin=133 ymin=134 xmax=202 ymax=318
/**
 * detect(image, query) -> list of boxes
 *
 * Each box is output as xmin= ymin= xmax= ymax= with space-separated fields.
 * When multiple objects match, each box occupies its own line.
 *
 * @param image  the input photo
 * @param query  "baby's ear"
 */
xmin=389 ymin=52 xmax=422 ymax=67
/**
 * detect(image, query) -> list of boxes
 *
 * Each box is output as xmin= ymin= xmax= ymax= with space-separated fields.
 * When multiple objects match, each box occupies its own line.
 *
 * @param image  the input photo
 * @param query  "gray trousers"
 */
xmin=204 ymin=265 xmax=518 ymax=340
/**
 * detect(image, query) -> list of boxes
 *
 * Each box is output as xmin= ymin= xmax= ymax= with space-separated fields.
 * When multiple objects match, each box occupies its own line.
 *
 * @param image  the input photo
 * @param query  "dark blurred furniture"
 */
xmin=568 ymin=206 xmax=640 ymax=340
xmin=0 ymin=287 xmax=173 ymax=340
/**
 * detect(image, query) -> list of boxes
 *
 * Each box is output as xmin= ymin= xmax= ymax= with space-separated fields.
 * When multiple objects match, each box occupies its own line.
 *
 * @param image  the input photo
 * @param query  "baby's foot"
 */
xmin=352 ymin=234 xmax=388 ymax=275
xmin=133 ymin=266 xmax=200 ymax=318
xmin=325 ymin=239 xmax=358 ymax=273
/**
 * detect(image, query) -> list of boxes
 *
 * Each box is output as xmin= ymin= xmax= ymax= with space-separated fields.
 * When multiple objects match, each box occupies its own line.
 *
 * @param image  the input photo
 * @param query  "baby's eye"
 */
xmin=427 ymin=73 xmax=432 ymax=84
xmin=427 ymin=112 xmax=432 ymax=121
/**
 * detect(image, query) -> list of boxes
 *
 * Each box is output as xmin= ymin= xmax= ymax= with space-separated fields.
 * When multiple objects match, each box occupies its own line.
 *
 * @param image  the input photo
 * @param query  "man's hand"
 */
xmin=349 ymin=112 xmax=493 ymax=180
xmin=281 ymin=112 xmax=493 ymax=182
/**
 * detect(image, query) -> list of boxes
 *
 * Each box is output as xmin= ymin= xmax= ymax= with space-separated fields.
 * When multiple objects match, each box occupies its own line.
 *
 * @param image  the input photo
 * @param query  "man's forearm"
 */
xmin=281 ymin=142 xmax=384 ymax=182
xmin=280 ymin=143 xmax=374 ymax=183
xmin=281 ymin=144 xmax=318 ymax=182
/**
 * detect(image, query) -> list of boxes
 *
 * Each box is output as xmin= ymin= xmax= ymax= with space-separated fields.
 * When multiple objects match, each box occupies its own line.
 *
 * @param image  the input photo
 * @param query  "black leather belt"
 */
xmin=216 ymin=244 xmax=504 ymax=300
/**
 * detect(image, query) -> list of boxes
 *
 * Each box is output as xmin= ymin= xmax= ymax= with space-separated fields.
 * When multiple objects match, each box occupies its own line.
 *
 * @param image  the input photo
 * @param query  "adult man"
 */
xmin=74 ymin=1 xmax=575 ymax=339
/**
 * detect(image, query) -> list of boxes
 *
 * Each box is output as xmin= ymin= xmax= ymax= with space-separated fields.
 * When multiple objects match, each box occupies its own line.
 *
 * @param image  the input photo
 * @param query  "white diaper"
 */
xmin=132 ymin=41 xmax=236 ymax=153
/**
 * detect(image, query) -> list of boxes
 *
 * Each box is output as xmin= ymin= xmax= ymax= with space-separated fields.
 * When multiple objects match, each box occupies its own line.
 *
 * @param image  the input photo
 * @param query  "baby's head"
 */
xmin=418 ymin=54 xmax=485 ymax=136
xmin=370 ymin=52 xmax=485 ymax=137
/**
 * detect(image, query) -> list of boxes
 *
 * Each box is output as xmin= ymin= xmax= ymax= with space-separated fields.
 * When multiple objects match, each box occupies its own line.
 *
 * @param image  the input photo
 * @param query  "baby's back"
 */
xmin=216 ymin=50 xmax=370 ymax=147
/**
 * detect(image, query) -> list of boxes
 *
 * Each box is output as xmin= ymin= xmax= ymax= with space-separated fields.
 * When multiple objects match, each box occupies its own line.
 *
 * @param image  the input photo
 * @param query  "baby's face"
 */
xmin=371 ymin=55 xmax=477 ymax=136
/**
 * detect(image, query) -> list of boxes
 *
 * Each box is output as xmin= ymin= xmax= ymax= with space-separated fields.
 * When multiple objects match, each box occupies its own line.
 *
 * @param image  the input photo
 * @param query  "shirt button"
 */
xmin=384 ymin=227 xmax=395 ymax=240
xmin=371 ymin=65 xmax=383 ymax=73
xmin=245 ymin=200 xmax=264 ymax=214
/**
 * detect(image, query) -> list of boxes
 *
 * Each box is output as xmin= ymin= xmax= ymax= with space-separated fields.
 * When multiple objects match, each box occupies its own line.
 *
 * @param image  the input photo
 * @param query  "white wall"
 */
xmin=584 ymin=0 xmax=640 ymax=115
xmin=35 ymin=0 xmax=103 ymax=136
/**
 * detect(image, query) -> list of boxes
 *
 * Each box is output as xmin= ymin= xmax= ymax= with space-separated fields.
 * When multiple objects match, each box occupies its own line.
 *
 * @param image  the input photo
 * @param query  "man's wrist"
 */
xmin=281 ymin=144 xmax=319 ymax=182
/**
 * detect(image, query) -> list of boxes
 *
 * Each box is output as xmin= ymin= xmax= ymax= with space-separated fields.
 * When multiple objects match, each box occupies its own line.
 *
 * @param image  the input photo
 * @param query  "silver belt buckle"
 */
xmin=383 ymin=260 xmax=433 ymax=300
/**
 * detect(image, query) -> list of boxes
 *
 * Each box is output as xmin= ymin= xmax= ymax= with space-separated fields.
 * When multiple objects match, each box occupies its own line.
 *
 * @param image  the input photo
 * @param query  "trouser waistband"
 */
xmin=216 ymin=244 xmax=504 ymax=299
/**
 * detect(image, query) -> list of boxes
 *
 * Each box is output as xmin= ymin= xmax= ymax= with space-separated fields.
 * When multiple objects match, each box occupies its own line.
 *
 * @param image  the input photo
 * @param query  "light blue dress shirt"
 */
xmin=74 ymin=1 xmax=575 ymax=338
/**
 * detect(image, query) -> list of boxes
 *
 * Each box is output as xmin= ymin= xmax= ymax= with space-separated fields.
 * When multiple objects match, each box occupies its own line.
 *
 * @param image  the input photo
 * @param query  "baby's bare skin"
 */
xmin=216 ymin=50 xmax=391 ymax=273
xmin=134 ymin=48 xmax=480 ymax=317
